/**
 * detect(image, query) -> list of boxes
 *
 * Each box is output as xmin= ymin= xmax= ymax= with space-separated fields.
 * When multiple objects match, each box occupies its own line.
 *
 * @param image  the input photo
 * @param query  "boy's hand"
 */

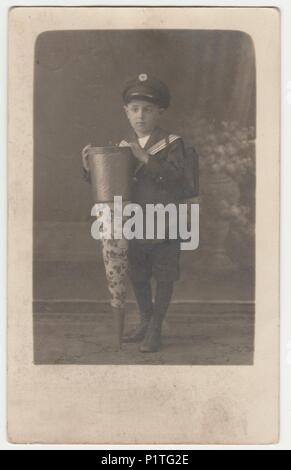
xmin=119 ymin=140 xmax=131 ymax=147
xmin=82 ymin=144 xmax=91 ymax=172
xmin=128 ymin=143 xmax=149 ymax=164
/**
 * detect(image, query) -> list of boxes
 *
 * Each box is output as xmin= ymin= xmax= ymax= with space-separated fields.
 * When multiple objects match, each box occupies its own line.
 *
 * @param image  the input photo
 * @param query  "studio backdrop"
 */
xmin=33 ymin=29 xmax=256 ymax=302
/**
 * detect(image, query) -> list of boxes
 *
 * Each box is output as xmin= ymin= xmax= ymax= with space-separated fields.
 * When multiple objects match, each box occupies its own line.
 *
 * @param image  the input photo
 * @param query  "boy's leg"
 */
xmin=139 ymin=240 xmax=180 ymax=353
xmin=139 ymin=280 xmax=174 ymax=352
xmin=123 ymin=280 xmax=153 ymax=342
xmin=123 ymin=241 xmax=153 ymax=342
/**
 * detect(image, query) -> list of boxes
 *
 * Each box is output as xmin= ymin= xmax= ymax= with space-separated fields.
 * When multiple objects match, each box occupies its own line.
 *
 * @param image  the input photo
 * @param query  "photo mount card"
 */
xmin=7 ymin=6 xmax=280 ymax=444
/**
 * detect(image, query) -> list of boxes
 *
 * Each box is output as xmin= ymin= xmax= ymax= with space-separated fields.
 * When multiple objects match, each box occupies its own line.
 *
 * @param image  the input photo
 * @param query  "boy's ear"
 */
xmin=124 ymin=105 xmax=130 ymax=118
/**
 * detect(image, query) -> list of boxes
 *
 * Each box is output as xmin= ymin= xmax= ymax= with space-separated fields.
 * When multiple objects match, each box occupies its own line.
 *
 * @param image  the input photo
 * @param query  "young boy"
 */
xmin=121 ymin=73 xmax=187 ymax=353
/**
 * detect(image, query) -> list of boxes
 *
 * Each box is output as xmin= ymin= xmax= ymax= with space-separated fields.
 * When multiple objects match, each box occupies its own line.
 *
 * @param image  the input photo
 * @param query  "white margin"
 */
xmin=1 ymin=0 xmax=290 ymax=451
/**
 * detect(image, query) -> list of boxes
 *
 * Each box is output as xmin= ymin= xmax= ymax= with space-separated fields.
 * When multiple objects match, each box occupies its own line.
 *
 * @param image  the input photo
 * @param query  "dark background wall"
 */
xmin=34 ymin=30 xmax=255 ymax=225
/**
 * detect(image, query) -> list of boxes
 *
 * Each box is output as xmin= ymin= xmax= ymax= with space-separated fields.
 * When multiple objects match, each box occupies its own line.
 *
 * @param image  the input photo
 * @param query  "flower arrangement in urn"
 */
xmin=189 ymin=118 xmax=256 ymax=271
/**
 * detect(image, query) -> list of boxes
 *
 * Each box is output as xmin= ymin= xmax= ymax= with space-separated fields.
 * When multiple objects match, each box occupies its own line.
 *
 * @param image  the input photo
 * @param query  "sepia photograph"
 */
xmin=7 ymin=7 xmax=279 ymax=444
xmin=33 ymin=28 xmax=256 ymax=365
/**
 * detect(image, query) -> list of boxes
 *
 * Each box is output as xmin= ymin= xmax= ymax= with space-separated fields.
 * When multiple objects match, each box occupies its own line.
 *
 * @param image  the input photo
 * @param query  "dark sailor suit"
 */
xmin=120 ymin=126 xmax=187 ymax=283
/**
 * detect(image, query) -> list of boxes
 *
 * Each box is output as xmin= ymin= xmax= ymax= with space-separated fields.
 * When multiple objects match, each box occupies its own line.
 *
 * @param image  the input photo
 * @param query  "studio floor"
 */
xmin=34 ymin=307 xmax=254 ymax=366
xmin=33 ymin=260 xmax=255 ymax=365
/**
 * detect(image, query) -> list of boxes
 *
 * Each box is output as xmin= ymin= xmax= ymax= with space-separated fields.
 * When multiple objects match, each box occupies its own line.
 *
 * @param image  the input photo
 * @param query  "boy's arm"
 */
xmin=144 ymin=138 xmax=185 ymax=185
xmin=82 ymin=166 xmax=91 ymax=183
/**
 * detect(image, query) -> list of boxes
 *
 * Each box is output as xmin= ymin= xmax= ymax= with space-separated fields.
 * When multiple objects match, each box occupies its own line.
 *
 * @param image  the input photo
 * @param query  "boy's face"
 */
xmin=124 ymin=100 xmax=164 ymax=137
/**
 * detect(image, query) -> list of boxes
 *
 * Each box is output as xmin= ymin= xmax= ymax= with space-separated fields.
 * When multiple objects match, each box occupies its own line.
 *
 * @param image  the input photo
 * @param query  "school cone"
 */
xmin=86 ymin=146 xmax=133 ymax=352
xmin=112 ymin=307 xmax=126 ymax=350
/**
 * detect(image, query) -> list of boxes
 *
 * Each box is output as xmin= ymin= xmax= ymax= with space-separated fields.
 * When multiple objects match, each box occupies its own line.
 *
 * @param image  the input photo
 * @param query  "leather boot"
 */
xmin=139 ymin=280 xmax=174 ymax=353
xmin=123 ymin=310 xmax=152 ymax=342
xmin=139 ymin=316 xmax=163 ymax=353
xmin=124 ymin=280 xmax=153 ymax=342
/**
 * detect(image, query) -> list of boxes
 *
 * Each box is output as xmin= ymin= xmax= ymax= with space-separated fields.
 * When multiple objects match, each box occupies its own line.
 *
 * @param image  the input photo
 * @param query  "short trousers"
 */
xmin=128 ymin=239 xmax=181 ymax=282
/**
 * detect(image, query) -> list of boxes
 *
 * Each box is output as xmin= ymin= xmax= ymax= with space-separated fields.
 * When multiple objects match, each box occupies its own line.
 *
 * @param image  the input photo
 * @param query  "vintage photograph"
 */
xmin=33 ymin=29 xmax=256 ymax=365
xmin=7 ymin=6 xmax=280 ymax=445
